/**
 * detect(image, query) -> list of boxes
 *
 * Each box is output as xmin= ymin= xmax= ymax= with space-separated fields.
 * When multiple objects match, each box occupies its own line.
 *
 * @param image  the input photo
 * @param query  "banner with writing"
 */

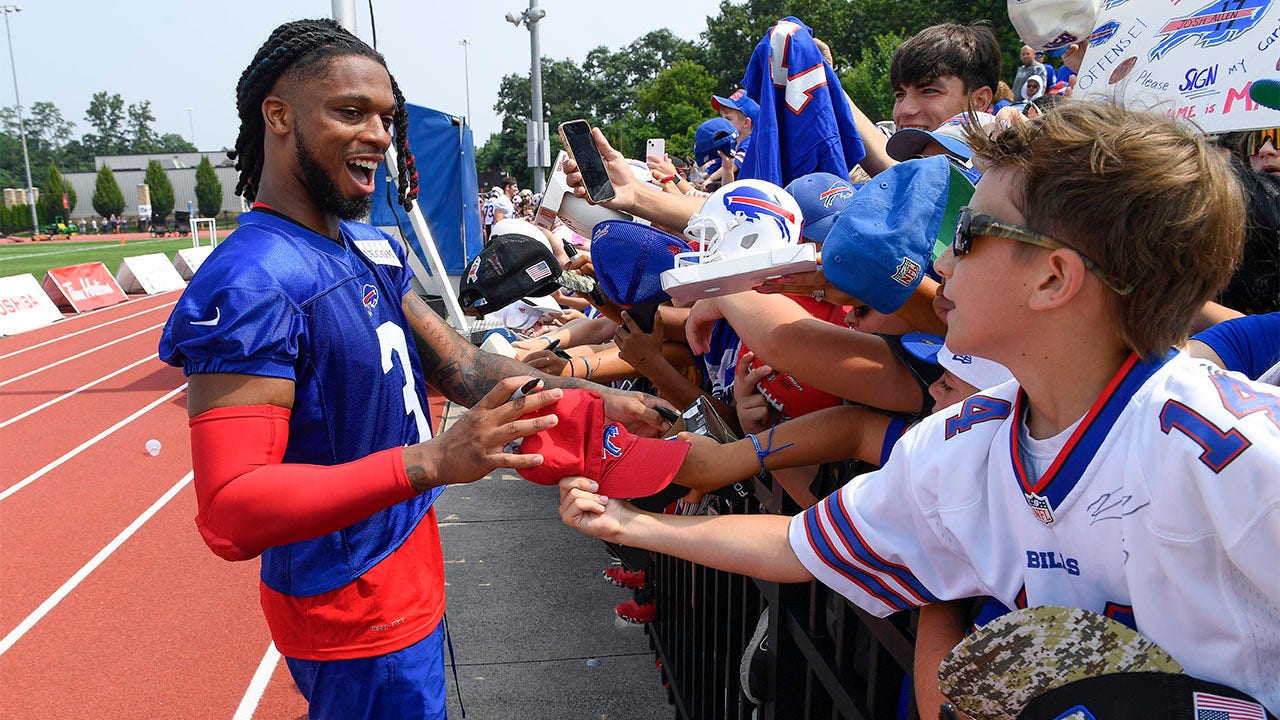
xmin=1075 ymin=0 xmax=1280 ymax=132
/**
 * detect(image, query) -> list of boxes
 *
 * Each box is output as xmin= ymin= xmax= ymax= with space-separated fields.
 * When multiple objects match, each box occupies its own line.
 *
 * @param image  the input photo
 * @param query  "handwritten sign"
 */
xmin=1075 ymin=0 xmax=1280 ymax=132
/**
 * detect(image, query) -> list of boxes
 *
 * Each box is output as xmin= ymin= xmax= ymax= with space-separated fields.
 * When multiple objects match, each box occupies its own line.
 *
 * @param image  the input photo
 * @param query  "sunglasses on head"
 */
xmin=953 ymin=207 xmax=1134 ymax=295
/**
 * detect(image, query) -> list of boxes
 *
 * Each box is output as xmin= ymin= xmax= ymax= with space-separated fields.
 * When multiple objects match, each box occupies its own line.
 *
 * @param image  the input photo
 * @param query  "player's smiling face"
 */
xmin=288 ymin=54 xmax=395 ymax=220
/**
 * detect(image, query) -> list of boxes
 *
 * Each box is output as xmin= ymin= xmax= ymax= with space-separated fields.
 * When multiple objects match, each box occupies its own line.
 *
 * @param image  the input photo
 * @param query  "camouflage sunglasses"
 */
xmin=954 ymin=207 xmax=1134 ymax=296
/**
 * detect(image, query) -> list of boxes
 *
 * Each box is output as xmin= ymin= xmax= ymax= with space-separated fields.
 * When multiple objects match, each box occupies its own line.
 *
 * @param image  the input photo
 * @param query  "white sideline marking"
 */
xmin=232 ymin=643 xmax=283 ymax=720
xmin=0 ymin=384 xmax=186 ymax=502
xmin=0 ymin=236 xmax=181 ymax=262
xmin=0 ymin=354 xmax=157 ymax=429
xmin=0 ymin=471 xmax=193 ymax=657
xmin=0 ymin=322 xmax=164 ymax=388
xmin=0 ymin=300 xmax=176 ymax=361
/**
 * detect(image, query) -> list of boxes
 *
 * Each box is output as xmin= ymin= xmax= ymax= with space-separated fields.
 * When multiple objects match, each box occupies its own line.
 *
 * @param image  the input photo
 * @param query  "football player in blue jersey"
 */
xmin=159 ymin=18 xmax=665 ymax=720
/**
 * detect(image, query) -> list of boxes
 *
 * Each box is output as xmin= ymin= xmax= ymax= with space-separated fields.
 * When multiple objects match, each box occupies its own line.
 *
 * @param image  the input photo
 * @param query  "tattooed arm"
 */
xmin=402 ymin=293 xmax=672 ymax=434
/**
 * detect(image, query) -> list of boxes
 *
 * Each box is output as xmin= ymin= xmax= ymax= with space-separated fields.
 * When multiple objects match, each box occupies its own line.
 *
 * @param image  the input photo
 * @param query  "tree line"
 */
xmin=0 ymin=89 xmax=227 ymax=233
xmin=476 ymin=0 xmax=1017 ymax=186
xmin=0 ymin=91 xmax=197 ymax=191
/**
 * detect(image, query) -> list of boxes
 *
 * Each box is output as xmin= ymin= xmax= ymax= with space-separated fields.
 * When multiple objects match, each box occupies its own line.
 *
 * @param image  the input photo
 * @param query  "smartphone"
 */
xmin=627 ymin=303 xmax=659 ymax=334
xmin=646 ymin=138 xmax=665 ymax=160
xmin=558 ymin=120 xmax=616 ymax=205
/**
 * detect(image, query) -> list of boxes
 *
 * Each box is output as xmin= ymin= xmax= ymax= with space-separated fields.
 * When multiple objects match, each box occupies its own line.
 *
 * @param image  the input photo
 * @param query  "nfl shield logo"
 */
xmin=1024 ymin=492 xmax=1055 ymax=525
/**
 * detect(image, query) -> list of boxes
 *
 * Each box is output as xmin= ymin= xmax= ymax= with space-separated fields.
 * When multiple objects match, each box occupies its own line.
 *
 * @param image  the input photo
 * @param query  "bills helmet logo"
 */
xmin=1149 ymin=0 xmax=1272 ymax=61
xmin=1089 ymin=20 xmax=1121 ymax=47
xmin=723 ymin=187 xmax=797 ymax=242
xmin=818 ymin=183 xmax=854 ymax=208
xmin=602 ymin=424 xmax=624 ymax=458
xmin=362 ymin=283 xmax=379 ymax=316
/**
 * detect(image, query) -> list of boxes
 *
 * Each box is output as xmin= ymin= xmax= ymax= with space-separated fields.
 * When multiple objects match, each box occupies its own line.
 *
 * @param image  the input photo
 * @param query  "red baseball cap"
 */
xmin=517 ymin=389 xmax=691 ymax=499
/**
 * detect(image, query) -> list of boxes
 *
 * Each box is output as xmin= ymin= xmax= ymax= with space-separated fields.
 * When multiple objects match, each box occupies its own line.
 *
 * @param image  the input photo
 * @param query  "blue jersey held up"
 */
xmin=739 ymin=17 xmax=866 ymax=186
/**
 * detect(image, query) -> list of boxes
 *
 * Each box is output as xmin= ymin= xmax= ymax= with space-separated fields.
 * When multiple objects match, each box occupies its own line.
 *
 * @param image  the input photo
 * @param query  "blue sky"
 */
xmin=2 ymin=0 xmax=722 ymax=154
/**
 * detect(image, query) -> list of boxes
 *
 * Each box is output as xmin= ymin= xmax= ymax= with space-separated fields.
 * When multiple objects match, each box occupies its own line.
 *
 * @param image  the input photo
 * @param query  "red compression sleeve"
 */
xmin=189 ymin=405 xmax=418 ymax=561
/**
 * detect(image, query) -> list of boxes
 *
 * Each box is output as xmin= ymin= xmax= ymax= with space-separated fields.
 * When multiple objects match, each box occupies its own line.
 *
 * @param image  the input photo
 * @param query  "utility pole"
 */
xmin=459 ymin=39 xmax=472 ymax=125
xmin=2 ymin=5 xmax=37 ymax=234
xmin=505 ymin=1 xmax=548 ymax=192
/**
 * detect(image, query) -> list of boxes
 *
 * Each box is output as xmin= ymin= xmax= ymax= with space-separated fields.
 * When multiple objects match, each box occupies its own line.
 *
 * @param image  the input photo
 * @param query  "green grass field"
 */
xmin=0 ymin=236 xmax=223 ymax=280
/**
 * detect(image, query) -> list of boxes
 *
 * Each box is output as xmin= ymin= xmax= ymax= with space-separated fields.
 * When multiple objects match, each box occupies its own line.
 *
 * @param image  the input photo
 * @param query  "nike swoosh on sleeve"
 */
xmin=190 ymin=308 xmax=220 ymax=327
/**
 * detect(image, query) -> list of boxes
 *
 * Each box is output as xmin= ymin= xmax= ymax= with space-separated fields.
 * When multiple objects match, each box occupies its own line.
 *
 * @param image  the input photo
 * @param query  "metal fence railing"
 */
xmin=644 ymin=471 xmax=920 ymax=720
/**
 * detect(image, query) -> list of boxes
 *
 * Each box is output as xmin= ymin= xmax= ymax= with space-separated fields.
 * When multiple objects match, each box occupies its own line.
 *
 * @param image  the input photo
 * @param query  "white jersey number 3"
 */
xmin=377 ymin=322 xmax=431 ymax=442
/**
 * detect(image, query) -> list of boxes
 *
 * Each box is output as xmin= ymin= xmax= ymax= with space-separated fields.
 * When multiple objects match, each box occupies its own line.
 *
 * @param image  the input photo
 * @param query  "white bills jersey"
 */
xmin=789 ymin=350 xmax=1280 ymax=713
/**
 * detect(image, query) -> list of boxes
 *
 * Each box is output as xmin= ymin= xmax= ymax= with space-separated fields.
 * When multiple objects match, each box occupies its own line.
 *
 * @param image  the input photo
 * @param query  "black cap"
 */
xmin=458 ymin=234 xmax=562 ymax=313
xmin=1020 ymin=672 xmax=1276 ymax=720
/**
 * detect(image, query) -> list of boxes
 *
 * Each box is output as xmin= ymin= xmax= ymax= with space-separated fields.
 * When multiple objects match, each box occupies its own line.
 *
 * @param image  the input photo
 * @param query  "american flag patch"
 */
xmin=525 ymin=261 xmax=552 ymax=283
xmin=1194 ymin=692 xmax=1266 ymax=720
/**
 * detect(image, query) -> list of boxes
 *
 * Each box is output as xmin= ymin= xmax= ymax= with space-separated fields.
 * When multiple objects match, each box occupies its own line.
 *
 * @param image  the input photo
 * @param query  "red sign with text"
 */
xmin=42 ymin=262 xmax=128 ymax=313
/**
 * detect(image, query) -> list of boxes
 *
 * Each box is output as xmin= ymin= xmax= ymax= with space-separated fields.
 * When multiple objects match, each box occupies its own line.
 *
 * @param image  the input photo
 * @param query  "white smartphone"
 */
xmin=646 ymin=138 xmax=666 ymax=160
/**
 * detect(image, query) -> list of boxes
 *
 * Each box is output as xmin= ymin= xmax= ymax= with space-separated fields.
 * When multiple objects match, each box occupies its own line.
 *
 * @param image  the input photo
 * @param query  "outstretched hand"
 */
xmin=408 ymin=377 xmax=562 ymax=492
xmin=558 ymin=475 xmax=634 ymax=542
xmin=615 ymin=308 xmax=665 ymax=371
xmin=732 ymin=351 xmax=781 ymax=435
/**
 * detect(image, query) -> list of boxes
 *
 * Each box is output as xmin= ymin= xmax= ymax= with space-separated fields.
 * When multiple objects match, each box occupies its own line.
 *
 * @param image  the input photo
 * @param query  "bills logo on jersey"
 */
xmin=602 ymin=424 xmax=624 ymax=458
xmin=723 ymin=187 xmax=797 ymax=242
xmin=1024 ymin=491 xmax=1056 ymax=525
xmin=818 ymin=183 xmax=854 ymax=208
xmin=362 ymin=283 xmax=379 ymax=316
xmin=1149 ymin=0 xmax=1272 ymax=61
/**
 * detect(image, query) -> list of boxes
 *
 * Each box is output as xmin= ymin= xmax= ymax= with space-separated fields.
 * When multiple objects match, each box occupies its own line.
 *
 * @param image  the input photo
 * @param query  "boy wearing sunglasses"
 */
xmin=558 ymin=101 xmax=1280 ymax=716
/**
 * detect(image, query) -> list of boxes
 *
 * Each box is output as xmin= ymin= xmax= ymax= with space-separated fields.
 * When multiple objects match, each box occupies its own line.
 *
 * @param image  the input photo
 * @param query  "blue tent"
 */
xmin=371 ymin=103 xmax=483 ymax=276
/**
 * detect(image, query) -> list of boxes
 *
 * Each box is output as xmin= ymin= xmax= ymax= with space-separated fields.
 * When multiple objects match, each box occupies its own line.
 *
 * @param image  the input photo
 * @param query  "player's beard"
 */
xmin=294 ymin=125 xmax=374 ymax=221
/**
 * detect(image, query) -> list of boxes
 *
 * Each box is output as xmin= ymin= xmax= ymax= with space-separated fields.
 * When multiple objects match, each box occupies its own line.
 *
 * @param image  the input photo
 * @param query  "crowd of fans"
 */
xmin=463 ymin=13 xmax=1279 ymax=720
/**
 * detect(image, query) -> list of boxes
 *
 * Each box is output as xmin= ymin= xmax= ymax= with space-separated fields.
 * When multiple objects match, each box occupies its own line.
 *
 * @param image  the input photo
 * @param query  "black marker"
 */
xmin=656 ymin=406 xmax=680 ymax=423
xmin=509 ymin=378 xmax=541 ymax=402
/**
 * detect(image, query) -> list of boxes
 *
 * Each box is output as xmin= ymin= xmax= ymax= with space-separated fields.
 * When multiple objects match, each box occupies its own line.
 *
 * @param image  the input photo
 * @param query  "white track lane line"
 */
xmin=0 ymin=354 xmax=157 ymax=429
xmin=0 ymin=322 xmax=164 ymax=388
xmin=0 ymin=300 xmax=176 ymax=361
xmin=233 ymin=643 xmax=283 ymax=720
xmin=0 ymin=236 xmax=182 ymax=262
xmin=0 ymin=470 xmax=193 ymax=657
xmin=0 ymin=384 xmax=186 ymax=502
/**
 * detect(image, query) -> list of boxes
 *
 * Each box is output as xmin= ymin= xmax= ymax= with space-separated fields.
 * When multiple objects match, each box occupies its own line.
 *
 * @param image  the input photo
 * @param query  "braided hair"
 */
xmin=229 ymin=18 xmax=419 ymax=212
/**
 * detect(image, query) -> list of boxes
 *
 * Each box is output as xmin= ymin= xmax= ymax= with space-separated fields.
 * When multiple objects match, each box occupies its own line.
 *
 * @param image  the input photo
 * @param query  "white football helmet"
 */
xmin=678 ymin=179 xmax=804 ymax=267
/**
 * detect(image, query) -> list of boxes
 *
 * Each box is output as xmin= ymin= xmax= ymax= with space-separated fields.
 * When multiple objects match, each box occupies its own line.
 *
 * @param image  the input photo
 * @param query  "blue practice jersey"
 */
xmin=159 ymin=211 xmax=441 ymax=597
xmin=739 ymin=17 xmax=865 ymax=186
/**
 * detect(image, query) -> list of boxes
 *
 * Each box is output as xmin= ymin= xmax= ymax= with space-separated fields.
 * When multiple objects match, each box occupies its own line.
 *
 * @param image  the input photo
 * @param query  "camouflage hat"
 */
xmin=937 ymin=606 xmax=1182 ymax=720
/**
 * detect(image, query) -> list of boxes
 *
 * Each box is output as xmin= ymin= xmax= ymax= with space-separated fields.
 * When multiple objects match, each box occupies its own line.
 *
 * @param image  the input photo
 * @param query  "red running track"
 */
xmin=0 ymin=292 xmax=443 ymax=718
